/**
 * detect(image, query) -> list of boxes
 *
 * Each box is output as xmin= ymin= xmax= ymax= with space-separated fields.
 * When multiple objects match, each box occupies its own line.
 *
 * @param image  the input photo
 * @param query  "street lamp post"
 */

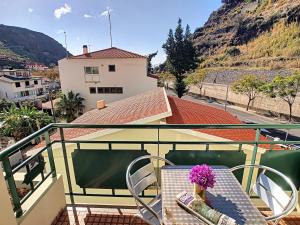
xmin=225 ymin=84 xmax=229 ymax=111
xmin=49 ymin=90 xmax=56 ymax=123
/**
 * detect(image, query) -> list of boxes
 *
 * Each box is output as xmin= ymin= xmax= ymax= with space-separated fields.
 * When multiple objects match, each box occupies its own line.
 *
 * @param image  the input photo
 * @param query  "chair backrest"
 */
xmin=252 ymin=173 xmax=291 ymax=216
xmin=130 ymin=162 xmax=157 ymax=195
xmin=126 ymin=155 xmax=174 ymax=196
xmin=126 ymin=155 xmax=175 ymax=225
xmin=260 ymin=150 xmax=300 ymax=190
xmin=231 ymin=164 xmax=298 ymax=222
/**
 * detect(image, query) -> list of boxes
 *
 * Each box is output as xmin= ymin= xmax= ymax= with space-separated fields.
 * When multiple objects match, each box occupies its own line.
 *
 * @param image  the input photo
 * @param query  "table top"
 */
xmin=161 ymin=166 xmax=267 ymax=225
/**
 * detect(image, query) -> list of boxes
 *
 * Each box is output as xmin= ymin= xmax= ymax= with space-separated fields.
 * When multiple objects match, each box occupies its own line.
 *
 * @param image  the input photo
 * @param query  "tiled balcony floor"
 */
xmin=51 ymin=205 xmax=148 ymax=225
xmin=52 ymin=205 xmax=300 ymax=225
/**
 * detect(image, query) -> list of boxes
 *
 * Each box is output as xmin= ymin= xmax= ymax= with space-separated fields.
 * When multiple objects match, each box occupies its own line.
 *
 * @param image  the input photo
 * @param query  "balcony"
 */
xmin=25 ymin=84 xmax=35 ymax=88
xmin=1 ymin=124 xmax=300 ymax=225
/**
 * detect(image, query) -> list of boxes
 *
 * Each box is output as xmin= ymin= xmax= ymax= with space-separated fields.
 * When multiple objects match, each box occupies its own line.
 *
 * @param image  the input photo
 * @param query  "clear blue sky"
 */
xmin=0 ymin=0 xmax=221 ymax=65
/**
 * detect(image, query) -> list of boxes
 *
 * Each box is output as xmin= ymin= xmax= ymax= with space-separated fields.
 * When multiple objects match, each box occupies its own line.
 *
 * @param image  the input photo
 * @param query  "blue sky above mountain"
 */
xmin=0 ymin=0 xmax=221 ymax=64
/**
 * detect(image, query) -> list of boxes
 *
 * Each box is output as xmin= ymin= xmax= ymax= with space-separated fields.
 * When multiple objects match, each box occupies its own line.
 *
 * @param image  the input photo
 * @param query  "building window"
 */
xmin=15 ymin=82 xmax=21 ymax=88
xmin=97 ymin=87 xmax=104 ymax=93
xmin=34 ymin=80 xmax=38 ymax=85
xmin=108 ymin=65 xmax=116 ymax=72
xmin=111 ymin=87 xmax=123 ymax=93
xmin=25 ymin=81 xmax=30 ymax=86
xmin=89 ymin=87 xmax=97 ymax=94
xmin=84 ymin=66 xmax=99 ymax=74
xmin=97 ymin=87 xmax=123 ymax=94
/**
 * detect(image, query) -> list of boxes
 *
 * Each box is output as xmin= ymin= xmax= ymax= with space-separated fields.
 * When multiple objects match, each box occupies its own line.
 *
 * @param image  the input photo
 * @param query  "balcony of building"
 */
xmin=1 ymin=123 xmax=300 ymax=225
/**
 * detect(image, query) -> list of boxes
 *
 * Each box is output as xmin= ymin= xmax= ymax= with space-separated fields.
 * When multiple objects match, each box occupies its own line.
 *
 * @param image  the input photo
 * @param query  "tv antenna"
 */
xmin=88 ymin=45 xmax=92 ymax=52
xmin=108 ymin=10 xmax=112 ymax=47
xmin=102 ymin=7 xmax=113 ymax=47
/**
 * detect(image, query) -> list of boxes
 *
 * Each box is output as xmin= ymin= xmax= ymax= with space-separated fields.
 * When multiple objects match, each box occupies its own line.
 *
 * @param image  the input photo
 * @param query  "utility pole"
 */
xmin=225 ymin=84 xmax=229 ymax=111
xmin=49 ymin=90 xmax=56 ymax=123
xmin=64 ymin=31 xmax=69 ymax=58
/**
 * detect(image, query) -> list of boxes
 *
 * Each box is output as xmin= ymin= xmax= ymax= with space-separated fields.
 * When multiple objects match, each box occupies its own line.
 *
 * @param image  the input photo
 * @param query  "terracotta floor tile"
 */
xmin=53 ymin=206 xmax=300 ymax=225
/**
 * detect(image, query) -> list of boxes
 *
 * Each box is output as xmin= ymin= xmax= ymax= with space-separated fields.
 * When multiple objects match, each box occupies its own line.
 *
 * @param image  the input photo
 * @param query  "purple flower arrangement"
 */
xmin=189 ymin=165 xmax=216 ymax=190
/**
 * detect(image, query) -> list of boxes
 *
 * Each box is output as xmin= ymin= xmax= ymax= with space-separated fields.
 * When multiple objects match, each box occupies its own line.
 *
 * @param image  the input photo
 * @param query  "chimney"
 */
xmin=96 ymin=100 xmax=106 ymax=110
xmin=83 ymin=45 xmax=88 ymax=54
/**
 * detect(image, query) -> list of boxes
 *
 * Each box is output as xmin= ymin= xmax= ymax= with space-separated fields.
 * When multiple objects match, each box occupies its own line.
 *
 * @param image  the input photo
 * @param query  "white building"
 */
xmin=26 ymin=62 xmax=48 ymax=71
xmin=58 ymin=46 xmax=157 ymax=111
xmin=0 ymin=69 xmax=30 ymax=77
xmin=0 ymin=69 xmax=47 ymax=102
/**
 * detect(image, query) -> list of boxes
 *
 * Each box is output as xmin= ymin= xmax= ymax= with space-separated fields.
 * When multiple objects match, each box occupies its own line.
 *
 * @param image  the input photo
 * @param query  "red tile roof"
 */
xmin=166 ymin=96 xmax=280 ymax=150
xmin=32 ymin=90 xmax=281 ymax=152
xmin=51 ymin=88 xmax=169 ymax=141
xmin=70 ymin=47 xmax=147 ymax=59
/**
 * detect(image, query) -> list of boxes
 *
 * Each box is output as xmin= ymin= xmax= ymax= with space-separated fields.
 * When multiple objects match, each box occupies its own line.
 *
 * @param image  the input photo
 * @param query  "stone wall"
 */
xmin=188 ymin=82 xmax=300 ymax=118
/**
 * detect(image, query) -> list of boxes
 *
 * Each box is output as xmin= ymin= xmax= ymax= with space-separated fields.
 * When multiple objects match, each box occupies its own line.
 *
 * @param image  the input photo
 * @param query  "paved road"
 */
xmin=166 ymin=89 xmax=300 ymax=139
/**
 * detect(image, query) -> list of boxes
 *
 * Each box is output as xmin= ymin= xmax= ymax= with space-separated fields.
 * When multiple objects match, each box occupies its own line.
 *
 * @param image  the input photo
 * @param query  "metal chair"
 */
xmin=230 ymin=164 xmax=298 ymax=224
xmin=126 ymin=155 xmax=175 ymax=225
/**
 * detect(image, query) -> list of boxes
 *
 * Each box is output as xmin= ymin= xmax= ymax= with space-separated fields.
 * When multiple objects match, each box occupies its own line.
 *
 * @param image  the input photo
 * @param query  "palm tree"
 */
xmin=56 ymin=91 xmax=85 ymax=122
xmin=0 ymin=99 xmax=14 ymax=113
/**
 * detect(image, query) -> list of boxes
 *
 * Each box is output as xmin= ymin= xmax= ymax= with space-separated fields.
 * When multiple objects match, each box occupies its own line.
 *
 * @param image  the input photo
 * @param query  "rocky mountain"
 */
xmin=0 ymin=24 xmax=71 ymax=67
xmin=193 ymin=0 xmax=300 ymax=68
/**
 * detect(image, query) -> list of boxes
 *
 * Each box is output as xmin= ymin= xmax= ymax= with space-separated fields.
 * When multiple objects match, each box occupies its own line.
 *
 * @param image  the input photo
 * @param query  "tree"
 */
xmin=56 ymin=91 xmax=85 ymax=122
xmin=226 ymin=47 xmax=241 ymax=57
xmin=185 ymin=69 xmax=207 ymax=96
xmin=232 ymin=75 xmax=266 ymax=111
xmin=32 ymin=69 xmax=59 ymax=81
xmin=262 ymin=72 xmax=300 ymax=122
xmin=0 ymin=105 xmax=52 ymax=141
xmin=147 ymin=51 xmax=158 ymax=74
xmin=162 ymin=19 xmax=198 ymax=98
xmin=158 ymin=71 xmax=175 ymax=89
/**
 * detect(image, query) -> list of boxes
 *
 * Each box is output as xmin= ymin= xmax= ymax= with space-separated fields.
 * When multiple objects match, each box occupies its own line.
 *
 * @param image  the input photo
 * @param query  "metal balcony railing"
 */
xmin=1 ymin=123 xmax=300 ymax=218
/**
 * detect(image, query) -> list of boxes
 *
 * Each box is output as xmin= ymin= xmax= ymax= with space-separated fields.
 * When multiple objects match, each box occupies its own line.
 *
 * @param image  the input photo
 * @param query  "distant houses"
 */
xmin=25 ymin=62 xmax=49 ymax=71
xmin=0 ymin=69 xmax=47 ymax=102
xmin=58 ymin=46 xmax=157 ymax=111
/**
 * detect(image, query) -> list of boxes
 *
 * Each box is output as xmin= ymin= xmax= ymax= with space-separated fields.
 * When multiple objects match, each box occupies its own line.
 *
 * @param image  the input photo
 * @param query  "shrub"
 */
xmin=226 ymin=47 xmax=241 ymax=57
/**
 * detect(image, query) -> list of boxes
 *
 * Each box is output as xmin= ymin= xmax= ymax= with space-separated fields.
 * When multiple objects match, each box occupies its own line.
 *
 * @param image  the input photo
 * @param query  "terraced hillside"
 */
xmin=193 ymin=0 xmax=300 ymax=69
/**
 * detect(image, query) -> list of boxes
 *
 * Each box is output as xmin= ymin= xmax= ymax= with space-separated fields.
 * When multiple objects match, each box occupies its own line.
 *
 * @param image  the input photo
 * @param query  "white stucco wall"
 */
xmin=0 ymin=167 xmax=17 ymax=225
xmin=58 ymin=57 xmax=157 ymax=111
xmin=0 ymin=78 xmax=45 ymax=101
xmin=18 ymin=175 xmax=66 ymax=225
xmin=0 ymin=80 xmax=14 ymax=99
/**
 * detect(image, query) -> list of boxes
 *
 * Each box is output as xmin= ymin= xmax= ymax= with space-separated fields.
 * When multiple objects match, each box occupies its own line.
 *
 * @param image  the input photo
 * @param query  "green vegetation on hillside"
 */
xmin=193 ymin=0 xmax=300 ymax=69
xmin=0 ymin=24 xmax=71 ymax=67
xmin=200 ymin=22 xmax=300 ymax=69
xmin=240 ymin=22 xmax=300 ymax=59
xmin=0 ymin=41 xmax=28 ymax=62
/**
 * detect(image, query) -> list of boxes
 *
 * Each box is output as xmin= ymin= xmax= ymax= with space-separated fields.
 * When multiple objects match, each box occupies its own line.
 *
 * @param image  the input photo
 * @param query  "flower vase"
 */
xmin=193 ymin=183 xmax=206 ymax=200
